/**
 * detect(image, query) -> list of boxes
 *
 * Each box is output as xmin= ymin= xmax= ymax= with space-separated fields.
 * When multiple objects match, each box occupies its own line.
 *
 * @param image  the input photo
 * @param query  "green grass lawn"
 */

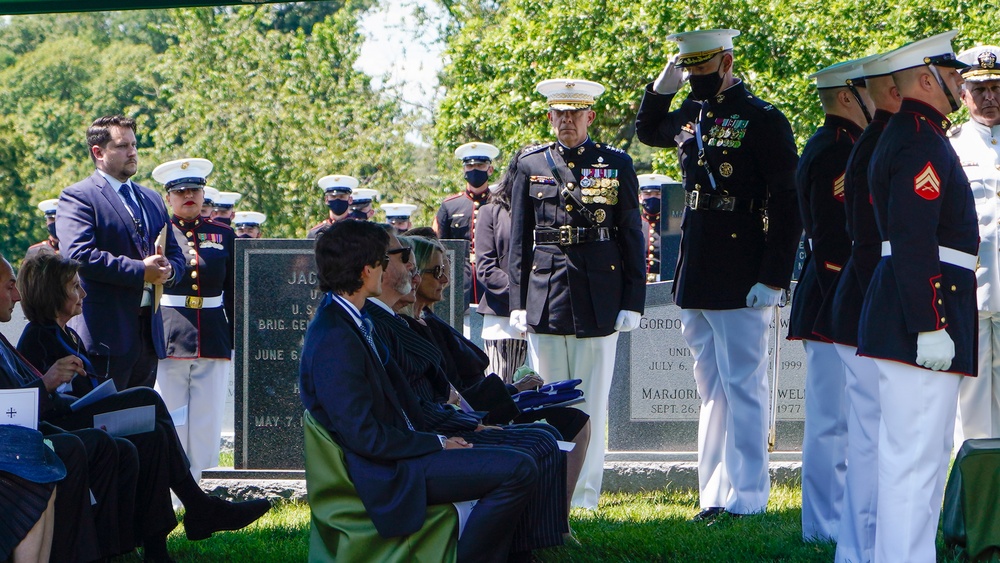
xmin=146 ymin=483 xmax=970 ymax=562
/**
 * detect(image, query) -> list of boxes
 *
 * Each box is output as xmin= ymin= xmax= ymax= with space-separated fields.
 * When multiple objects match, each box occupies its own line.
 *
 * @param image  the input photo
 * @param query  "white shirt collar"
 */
xmin=330 ymin=293 xmax=363 ymax=328
xmin=97 ymin=170 xmax=130 ymax=191
xmin=366 ymin=297 xmax=396 ymax=316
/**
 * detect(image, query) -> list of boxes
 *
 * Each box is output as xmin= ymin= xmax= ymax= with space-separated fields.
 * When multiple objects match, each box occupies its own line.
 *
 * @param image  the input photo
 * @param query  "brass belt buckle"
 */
xmin=559 ymin=225 xmax=573 ymax=245
xmin=185 ymin=296 xmax=203 ymax=309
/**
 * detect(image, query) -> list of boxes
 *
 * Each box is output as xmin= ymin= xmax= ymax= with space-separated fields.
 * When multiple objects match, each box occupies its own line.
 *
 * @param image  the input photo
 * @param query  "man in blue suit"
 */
xmin=56 ymin=115 xmax=185 ymax=389
xmin=300 ymin=220 xmax=538 ymax=563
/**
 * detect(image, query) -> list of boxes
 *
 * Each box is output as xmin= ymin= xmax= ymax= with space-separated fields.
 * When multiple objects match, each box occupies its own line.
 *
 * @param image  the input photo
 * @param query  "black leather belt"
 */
xmin=685 ymin=190 xmax=764 ymax=213
xmin=534 ymin=226 xmax=612 ymax=246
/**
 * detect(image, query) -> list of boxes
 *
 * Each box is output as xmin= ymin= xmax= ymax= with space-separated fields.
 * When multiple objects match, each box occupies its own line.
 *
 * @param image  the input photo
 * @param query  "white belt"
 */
xmin=880 ymin=241 xmax=977 ymax=270
xmin=808 ymin=238 xmax=814 ymax=251
xmin=160 ymin=294 xmax=223 ymax=309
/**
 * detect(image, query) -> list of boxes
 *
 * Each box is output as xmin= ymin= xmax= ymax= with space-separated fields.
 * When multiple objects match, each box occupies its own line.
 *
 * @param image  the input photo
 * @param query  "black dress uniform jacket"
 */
xmin=788 ymin=115 xmax=862 ymax=341
xmin=858 ymin=99 xmax=979 ymax=376
xmin=508 ymin=138 xmax=646 ymax=338
xmin=436 ymin=189 xmax=488 ymax=304
xmin=474 ymin=201 xmax=512 ymax=318
xmin=635 ymin=81 xmax=801 ymax=309
xmin=816 ymin=109 xmax=893 ymax=345
xmin=641 ymin=212 xmax=661 ymax=281
xmin=161 ymin=216 xmax=235 ymax=359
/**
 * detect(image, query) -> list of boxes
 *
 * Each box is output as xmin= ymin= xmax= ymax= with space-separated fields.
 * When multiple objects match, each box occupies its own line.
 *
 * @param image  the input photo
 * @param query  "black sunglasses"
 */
xmin=387 ymin=246 xmax=412 ymax=264
xmin=421 ymin=265 xmax=447 ymax=279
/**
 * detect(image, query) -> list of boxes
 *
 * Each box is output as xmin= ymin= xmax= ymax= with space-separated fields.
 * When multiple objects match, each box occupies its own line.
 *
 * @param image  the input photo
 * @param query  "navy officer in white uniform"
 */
xmin=950 ymin=45 xmax=1000 ymax=443
xmin=508 ymin=78 xmax=645 ymax=509
xmin=856 ymin=32 xmax=976 ymax=563
xmin=635 ymin=29 xmax=801 ymax=520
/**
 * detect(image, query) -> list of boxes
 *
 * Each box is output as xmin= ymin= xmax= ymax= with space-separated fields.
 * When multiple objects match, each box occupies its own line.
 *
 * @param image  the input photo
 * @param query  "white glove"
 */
xmin=745 ymin=283 xmax=783 ymax=309
xmin=916 ymin=329 xmax=955 ymax=372
xmin=614 ymin=310 xmax=642 ymax=332
xmin=510 ymin=310 xmax=528 ymax=332
xmin=653 ymin=55 xmax=686 ymax=95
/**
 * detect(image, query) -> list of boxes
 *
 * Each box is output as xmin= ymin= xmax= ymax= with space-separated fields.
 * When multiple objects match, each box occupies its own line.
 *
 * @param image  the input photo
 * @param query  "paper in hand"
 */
xmin=93 ymin=405 xmax=155 ymax=437
xmin=71 ymin=378 xmax=116 ymax=412
xmin=0 ymin=388 xmax=39 ymax=429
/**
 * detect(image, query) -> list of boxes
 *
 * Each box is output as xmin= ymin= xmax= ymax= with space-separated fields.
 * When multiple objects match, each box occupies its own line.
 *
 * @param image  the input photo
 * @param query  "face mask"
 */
xmin=464 ymin=169 xmax=490 ymax=189
xmin=237 ymin=233 xmax=253 ymax=239
xmin=47 ymin=222 xmax=58 ymax=240
xmin=348 ymin=208 xmax=368 ymax=220
xmin=214 ymin=216 xmax=231 ymax=226
xmin=689 ymin=60 xmax=725 ymax=100
xmin=641 ymin=197 xmax=661 ymax=215
xmin=327 ymin=198 xmax=349 ymax=216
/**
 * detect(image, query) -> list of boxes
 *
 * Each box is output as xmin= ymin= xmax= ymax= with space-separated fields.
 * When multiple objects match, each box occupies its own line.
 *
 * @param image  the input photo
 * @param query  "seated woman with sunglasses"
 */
xmin=12 ymin=252 xmax=271 ymax=560
xmin=399 ymin=236 xmax=592 ymax=510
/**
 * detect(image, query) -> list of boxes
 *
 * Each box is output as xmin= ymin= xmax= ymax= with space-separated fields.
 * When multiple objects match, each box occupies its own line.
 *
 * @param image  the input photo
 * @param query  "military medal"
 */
xmin=595 ymin=209 xmax=607 ymax=223
xmin=719 ymin=163 xmax=733 ymax=177
xmin=581 ymin=177 xmax=593 ymax=188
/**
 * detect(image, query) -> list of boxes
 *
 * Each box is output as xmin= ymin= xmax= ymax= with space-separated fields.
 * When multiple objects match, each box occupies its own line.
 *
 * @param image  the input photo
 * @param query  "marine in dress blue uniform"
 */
xmin=508 ymin=79 xmax=645 ymax=509
xmin=152 ymin=158 xmax=236 ymax=482
xmin=381 ymin=203 xmax=417 ymax=234
xmin=307 ymin=174 xmax=357 ymax=239
xmin=23 ymin=199 xmax=60 ymax=262
xmin=233 ymin=211 xmax=266 ymax=239
xmin=949 ymin=45 xmax=1000 ymax=445
xmin=200 ymin=186 xmax=219 ymax=219
xmin=855 ymin=32 xmax=977 ymax=563
xmin=788 ymin=59 xmax=872 ymax=543
xmin=635 ymin=29 xmax=801 ymax=518
xmin=347 ymin=188 xmax=378 ymax=221
xmin=637 ymin=174 xmax=670 ymax=282
xmin=435 ymin=142 xmax=500 ymax=305
xmin=209 ymin=191 xmax=241 ymax=226
xmin=815 ymin=53 xmax=903 ymax=563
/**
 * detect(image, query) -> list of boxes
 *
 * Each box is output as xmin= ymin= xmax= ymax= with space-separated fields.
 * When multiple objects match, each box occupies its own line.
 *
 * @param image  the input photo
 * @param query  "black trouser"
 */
xmin=43 ymin=426 xmax=139 ymax=562
xmin=49 ymin=387 xmax=192 ymax=543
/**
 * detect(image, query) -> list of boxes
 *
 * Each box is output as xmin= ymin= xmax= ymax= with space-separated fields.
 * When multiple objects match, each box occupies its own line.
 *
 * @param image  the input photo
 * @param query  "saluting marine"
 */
xmin=856 ymin=32 xmax=976 ymax=562
xmin=152 ymin=158 xmax=236 ymax=482
xmin=307 ymin=174 xmax=358 ymax=239
xmin=637 ymin=174 xmax=669 ymax=282
xmin=508 ymin=78 xmax=645 ymax=509
xmin=787 ymin=58 xmax=873 ymax=543
xmin=635 ymin=29 xmax=801 ymax=520
xmin=435 ymin=142 xmax=500 ymax=305
xmin=24 ymin=199 xmax=60 ymax=261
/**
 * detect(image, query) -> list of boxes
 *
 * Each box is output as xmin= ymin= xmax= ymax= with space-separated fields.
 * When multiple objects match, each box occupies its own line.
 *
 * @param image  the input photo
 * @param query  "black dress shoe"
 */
xmin=689 ymin=507 xmax=726 ymax=522
xmin=184 ymin=497 xmax=272 ymax=540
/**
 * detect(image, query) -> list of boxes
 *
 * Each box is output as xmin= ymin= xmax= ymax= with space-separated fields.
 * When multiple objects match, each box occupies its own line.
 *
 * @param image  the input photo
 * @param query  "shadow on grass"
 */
xmin=165 ymin=501 xmax=310 ymax=563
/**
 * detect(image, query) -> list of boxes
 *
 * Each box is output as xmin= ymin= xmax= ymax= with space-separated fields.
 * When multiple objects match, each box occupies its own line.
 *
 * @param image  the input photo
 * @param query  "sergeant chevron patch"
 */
xmin=914 ymin=162 xmax=941 ymax=200
xmin=832 ymin=171 xmax=845 ymax=203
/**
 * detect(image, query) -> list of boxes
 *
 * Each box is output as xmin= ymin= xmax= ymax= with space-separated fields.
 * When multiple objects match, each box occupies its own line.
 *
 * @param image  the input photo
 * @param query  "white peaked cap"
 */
xmin=454 ymin=142 xmax=500 ymax=163
xmin=234 ymin=211 xmax=266 ymax=227
xmin=152 ymin=158 xmax=213 ymax=190
xmin=666 ymin=29 xmax=741 ymax=67
xmin=318 ymin=174 xmax=359 ymax=194
xmin=536 ymin=79 xmax=605 ymax=110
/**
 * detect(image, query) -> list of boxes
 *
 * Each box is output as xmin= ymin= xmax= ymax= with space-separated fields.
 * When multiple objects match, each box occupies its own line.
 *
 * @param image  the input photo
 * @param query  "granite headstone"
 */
xmin=608 ymin=281 xmax=806 ymax=452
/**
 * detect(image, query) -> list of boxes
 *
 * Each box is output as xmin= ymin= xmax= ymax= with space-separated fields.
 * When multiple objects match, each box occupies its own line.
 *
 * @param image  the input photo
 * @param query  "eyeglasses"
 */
xmin=373 ymin=254 xmax=390 ymax=271
xmin=387 ymin=246 xmax=412 ymax=264
xmin=421 ymin=265 xmax=447 ymax=279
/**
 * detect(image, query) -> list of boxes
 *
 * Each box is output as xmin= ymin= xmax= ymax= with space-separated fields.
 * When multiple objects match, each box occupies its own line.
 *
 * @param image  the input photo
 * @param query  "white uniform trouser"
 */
xmin=873 ymin=359 xmax=962 ymax=563
xmin=155 ymin=357 xmax=230 ymax=481
xmin=527 ymin=331 xmax=619 ymax=510
xmin=955 ymin=311 xmax=1000 ymax=445
xmin=801 ymin=340 xmax=848 ymax=541
xmin=834 ymin=344 xmax=880 ymax=563
xmin=681 ymin=307 xmax=771 ymax=514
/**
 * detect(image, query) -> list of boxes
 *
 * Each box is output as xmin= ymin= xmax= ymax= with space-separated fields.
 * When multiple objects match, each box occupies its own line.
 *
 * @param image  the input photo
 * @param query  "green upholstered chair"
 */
xmin=303 ymin=410 xmax=459 ymax=563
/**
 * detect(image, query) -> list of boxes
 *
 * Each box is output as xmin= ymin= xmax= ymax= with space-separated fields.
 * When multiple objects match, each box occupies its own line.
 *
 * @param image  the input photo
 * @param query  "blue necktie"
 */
xmin=119 ymin=182 xmax=147 ymax=241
